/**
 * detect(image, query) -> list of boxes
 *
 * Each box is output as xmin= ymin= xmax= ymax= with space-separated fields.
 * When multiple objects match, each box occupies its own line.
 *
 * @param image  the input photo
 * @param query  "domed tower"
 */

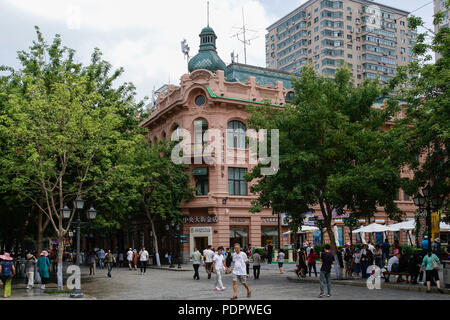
xmin=188 ymin=26 xmax=227 ymax=75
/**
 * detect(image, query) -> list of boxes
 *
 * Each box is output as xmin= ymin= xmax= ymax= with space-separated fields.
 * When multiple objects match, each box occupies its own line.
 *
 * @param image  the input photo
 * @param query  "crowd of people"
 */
xmin=0 ymin=237 xmax=448 ymax=299
xmin=293 ymin=237 xmax=449 ymax=296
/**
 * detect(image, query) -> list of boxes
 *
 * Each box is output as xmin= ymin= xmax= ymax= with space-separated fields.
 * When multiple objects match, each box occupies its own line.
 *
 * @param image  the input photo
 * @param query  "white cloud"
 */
xmin=4 ymin=0 xmax=277 ymax=100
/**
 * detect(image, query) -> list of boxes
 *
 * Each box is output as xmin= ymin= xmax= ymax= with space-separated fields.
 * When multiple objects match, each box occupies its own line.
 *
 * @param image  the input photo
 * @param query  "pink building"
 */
xmin=140 ymin=25 xmax=417 ymax=261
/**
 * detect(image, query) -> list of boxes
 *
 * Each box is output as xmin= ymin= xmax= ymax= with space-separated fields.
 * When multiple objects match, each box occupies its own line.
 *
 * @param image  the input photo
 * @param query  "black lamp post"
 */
xmin=165 ymin=223 xmax=175 ymax=268
xmin=175 ymin=224 xmax=182 ymax=269
xmin=61 ymin=197 xmax=97 ymax=298
xmin=413 ymin=184 xmax=443 ymax=254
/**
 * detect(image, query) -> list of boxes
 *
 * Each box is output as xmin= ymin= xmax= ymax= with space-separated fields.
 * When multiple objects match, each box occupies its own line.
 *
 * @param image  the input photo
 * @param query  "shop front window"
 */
xmin=230 ymin=226 xmax=249 ymax=249
xmin=261 ymin=226 xmax=279 ymax=248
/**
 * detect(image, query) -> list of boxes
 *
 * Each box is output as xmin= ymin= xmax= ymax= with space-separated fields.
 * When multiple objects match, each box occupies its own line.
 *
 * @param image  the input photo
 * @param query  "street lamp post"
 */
xmin=62 ymin=197 xmax=97 ymax=299
xmin=413 ymin=184 xmax=443 ymax=253
xmin=176 ymin=224 xmax=182 ymax=269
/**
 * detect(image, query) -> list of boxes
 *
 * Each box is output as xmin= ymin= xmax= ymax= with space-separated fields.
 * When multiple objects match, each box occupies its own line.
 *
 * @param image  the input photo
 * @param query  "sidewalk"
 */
xmin=286 ymin=272 xmax=450 ymax=295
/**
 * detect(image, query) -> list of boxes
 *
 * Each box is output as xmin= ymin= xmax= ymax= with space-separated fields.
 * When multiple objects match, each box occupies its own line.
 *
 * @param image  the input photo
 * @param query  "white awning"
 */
xmin=283 ymin=226 xmax=319 ymax=235
xmin=352 ymin=223 xmax=390 ymax=233
xmin=388 ymin=220 xmax=415 ymax=232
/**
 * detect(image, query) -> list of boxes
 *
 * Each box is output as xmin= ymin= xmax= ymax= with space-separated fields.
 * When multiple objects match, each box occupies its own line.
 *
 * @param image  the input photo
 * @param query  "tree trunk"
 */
xmin=57 ymin=232 xmax=64 ymax=291
xmin=146 ymin=210 xmax=161 ymax=266
xmin=320 ymin=200 xmax=341 ymax=280
xmin=349 ymin=228 xmax=353 ymax=245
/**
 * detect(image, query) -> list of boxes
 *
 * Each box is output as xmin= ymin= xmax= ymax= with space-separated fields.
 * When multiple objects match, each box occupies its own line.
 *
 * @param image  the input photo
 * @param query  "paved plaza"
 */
xmin=7 ymin=263 xmax=450 ymax=300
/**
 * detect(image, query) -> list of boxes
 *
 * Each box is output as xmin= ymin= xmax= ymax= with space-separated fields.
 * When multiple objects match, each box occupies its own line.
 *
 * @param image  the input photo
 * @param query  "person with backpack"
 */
xmin=0 ymin=253 xmax=16 ymax=298
xmin=36 ymin=251 xmax=51 ymax=290
xmin=344 ymin=245 xmax=353 ymax=279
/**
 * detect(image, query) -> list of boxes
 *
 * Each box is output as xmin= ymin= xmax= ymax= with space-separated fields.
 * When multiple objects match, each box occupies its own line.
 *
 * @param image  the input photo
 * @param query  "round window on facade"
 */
xmin=195 ymin=95 xmax=206 ymax=107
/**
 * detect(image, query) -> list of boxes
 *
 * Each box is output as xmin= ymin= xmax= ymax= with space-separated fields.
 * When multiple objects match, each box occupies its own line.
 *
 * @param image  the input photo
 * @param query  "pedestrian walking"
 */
xmin=0 ymin=252 xmax=16 ymax=298
xmin=49 ymin=248 xmax=57 ymax=273
xmin=132 ymin=249 xmax=139 ymax=270
xmin=203 ymin=245 xmax=215 ymax=280
xmin=277 ymin=250 xmax=285 ymax=274
xmin=225 ymin=248 xmax=232 ymax=269
xmin=36 ymin=251 xmax=50 ymax=290
xmin=212 ymin=247 xmax=226 ymax=291
xmin=344 ymin=244 xmax=353 ymax=279
xmin=360 ymin=244 xmax=370 ymax=278
xmin=98 ymin=248 xmax=105 ymax=270
xmin=126 ymin=248 xmax=133 ymax=270
xmin=191 ymin=248 xmax=202 ymax=280
xmin=307 ymin=248 xmax=318 ymax=277
xmin=139 ymin=247 xmax=149 ymax=275
xmin=105 ymin=250 xmax=116 ymax=278
xmin=252 ymin=251 xmax=261 ymax=280
xmin=88 ymin=251 xmax=96 ymax=275
xmin=421 ymin=251 xmax=444 ymax=293
xmin=352 ymin=248 xmax=362 ymax=278
xmin=25 ymin=253 xmax=37 ymax=289
xmin=266 ymin=242 xmax=273 ymax=265
xmin=318 ymin=244 xmax=334 ymax=298
xmin=118 ymin=252 xmax=124 ymax=268
xmin=229 ymin=243 xmax=251 ymax=300
xmin=296 ymin=247 xmax=307 ymax=278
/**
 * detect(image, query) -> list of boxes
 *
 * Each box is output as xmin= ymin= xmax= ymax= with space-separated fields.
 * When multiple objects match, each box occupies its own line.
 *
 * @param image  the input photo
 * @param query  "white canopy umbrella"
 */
xmin=282 ymin=225 xmax=319 ymax=235
xmin=297 ymin=225 xmax=319 ymax=233
xmin=440 ymin=222 xmax=450 ymax=231
xmin=388 ymin=220 xmax=416 ymax=232
xmin=352 ymin=223 xmax=390 ymax=233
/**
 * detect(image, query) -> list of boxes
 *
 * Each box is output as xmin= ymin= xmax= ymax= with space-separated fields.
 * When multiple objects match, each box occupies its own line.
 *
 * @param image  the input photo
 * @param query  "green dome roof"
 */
xmin=188 ymin=26 xmax=227 ymax=74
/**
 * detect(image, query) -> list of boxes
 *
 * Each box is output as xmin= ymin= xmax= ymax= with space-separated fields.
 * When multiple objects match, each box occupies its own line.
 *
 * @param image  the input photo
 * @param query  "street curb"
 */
xmin=286 ymin=276 xmax=450 ymax=294
xmin=148 ymin=266 xmax=191 ymax=272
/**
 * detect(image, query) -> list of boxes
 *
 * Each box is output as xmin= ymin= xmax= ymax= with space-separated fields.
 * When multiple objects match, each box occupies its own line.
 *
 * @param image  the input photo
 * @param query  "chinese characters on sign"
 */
xmin=262 ymin=218 xmax=278 ymax=223
xmin=182 ymin=216 xmax=218 ymax=224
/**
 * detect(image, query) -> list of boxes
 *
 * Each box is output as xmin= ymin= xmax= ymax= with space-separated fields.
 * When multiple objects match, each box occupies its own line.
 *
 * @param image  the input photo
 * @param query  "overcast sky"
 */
xmin=0 ymin=0 xmax=435 ymax=101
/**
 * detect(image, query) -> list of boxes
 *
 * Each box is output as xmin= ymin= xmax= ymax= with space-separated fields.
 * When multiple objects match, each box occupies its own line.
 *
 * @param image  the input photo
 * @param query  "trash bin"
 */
xmin=443 ymin=260 xmax=450 ymax=289
xmin=149 ymin=255 xmax=154 ymax=266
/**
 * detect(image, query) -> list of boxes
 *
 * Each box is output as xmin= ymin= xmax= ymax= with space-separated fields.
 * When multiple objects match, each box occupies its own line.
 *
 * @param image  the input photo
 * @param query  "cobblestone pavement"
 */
xmin=5 ymin=263 xmax=449 ymax=300
xmin=74 ymin=264 xmax=450 ymax=300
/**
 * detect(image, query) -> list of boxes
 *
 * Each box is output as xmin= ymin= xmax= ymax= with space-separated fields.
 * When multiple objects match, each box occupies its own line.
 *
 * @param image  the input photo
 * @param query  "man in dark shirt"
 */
xmin=319 ymin=244 xmax=334 ymax=298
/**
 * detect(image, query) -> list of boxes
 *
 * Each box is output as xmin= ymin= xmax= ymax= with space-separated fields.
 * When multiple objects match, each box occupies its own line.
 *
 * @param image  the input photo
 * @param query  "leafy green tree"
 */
xmin=123 ymin=137 xmax=194 ymax=266
xmin=0 ymin=28 xmax=140 ymax=289
xmin=246 ymin=65 xmax=408 ymax=276
xmin=343 ymin=216 xmax=359 ymax=245
xmin=390 ymin=1 xmax=449 ymax=219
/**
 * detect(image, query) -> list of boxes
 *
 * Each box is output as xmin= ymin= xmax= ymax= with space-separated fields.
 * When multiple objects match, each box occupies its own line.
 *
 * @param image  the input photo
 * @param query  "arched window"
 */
xmin=227 ymin=121 xmax=246 ymax=149
xmin=194 ymin=119 xmax=208 ymax=147
xmin=285 ymin=91 xmax=295 ymax=104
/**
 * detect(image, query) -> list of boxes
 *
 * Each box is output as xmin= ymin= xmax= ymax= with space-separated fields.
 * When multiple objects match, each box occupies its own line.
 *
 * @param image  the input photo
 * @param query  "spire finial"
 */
xmin=207 ymin=1 xmax=210 ymax=27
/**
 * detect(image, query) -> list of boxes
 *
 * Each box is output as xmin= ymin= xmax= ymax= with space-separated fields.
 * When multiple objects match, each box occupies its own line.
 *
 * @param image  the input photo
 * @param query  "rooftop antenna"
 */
xmin=207 ymin=1 xmax=210 ymax=27
xmin=231 ymin=7 xmax=258 ymax=65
